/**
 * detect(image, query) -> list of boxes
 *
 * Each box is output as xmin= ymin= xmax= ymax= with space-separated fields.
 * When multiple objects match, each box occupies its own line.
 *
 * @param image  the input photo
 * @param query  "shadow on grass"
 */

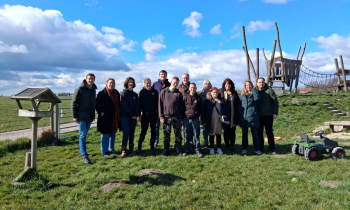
xmin=0 ymin=138 xmax=31 ymax=158
xmin=128 ymin=173 xmax=186 ymax=186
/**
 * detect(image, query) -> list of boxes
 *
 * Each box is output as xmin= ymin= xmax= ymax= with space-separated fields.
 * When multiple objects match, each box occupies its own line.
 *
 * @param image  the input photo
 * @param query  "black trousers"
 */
xmin=138 ymin=113 xmax=157 ymax=148
xmin=224 ymin=126 xmax=236 ymax=148
xmin=258 ymin=115 xmax=275 ymax=152
xmin=209 ymin=134 xmax=221 ymax=149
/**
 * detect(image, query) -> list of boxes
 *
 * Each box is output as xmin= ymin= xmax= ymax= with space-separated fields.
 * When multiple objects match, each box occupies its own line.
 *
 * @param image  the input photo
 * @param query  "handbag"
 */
xmin=214 ymin=101 xmax=229 ymax=124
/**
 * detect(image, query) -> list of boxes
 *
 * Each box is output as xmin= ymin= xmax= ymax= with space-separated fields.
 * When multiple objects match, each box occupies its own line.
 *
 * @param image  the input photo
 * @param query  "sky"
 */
xmin=1 ymin=0 xmax=350 ymax=95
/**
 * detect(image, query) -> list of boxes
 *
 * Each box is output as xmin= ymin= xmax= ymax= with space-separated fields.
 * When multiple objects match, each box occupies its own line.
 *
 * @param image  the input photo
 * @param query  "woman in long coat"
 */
xmin=202 ymin=87 xmax=230 ymax=155
xmin=96 ymin=78 xmax=121 ymax=157
xmin=220 ymin=78 xmax=239 ymax=153
xmin=239 ymin=80 xmax=262 ymax=155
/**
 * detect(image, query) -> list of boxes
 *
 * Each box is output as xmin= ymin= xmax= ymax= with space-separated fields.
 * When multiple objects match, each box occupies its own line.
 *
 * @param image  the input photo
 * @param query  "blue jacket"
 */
xmin=239 ymin=88 xmax=260 ymax=128
xmin=152 ymin=79 xmax=170 ymax=94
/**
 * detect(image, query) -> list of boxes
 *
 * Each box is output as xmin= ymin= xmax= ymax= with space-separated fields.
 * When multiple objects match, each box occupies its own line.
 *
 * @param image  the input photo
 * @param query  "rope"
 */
xmin=299 ymin=64 xmax=338 ymax=88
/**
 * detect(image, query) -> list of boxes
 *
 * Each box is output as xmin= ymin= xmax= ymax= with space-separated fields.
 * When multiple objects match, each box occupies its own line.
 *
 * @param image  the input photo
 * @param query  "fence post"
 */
xmin=53 ymin=103 xmax=60 ymax=139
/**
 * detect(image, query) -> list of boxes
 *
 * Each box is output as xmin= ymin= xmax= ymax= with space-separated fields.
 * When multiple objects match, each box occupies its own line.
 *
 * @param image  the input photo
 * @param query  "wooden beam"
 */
xmin=334 ymin=58 xmax=341 ymax=85
xmin=243 ymin=46 xmax=257 ymax=80
xmin=242 ymin=26 xmax=251 ymax=81
xmin=267 ymin=40 xmax=277 ymax=85
xmin=300 ymin=43 xmax=306 ymax=61
xmin=256 ymin=48 xmax=259 ymax=80
xmin=296 ymin=46 xmax=301 ymax=60
xmin=339 ymin=55 xmax=348 ymax=92
xmin=275 ymin=22 xmax=284 ymax=76
xmin=262 ymin=48 xmax=268 ymax=61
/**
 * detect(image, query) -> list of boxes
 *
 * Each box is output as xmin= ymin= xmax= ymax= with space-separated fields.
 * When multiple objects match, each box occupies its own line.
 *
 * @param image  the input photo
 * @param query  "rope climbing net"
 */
xmin=299 ymin=64 xmax=338 ymax=88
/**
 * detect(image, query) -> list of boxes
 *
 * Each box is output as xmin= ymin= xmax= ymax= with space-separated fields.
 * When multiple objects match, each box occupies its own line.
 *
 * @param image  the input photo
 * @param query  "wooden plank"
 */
xmin=340 ymin=55 xmax=348 ymax=92
xmin=275 ymin=22 xmax=284 ymax=77
xmin=242 ymin=26 xmax=251 ymax=81
xmin=300 ymin=43 xmax=306 ymax=61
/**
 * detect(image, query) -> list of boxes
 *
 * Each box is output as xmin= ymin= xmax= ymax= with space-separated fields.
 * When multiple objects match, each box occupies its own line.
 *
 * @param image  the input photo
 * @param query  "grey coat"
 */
xmin=72 ymin=80 xmax=97 ymax=121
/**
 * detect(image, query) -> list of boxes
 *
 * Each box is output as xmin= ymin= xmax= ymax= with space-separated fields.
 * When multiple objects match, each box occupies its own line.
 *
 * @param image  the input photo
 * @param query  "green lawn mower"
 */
xmin=292 ymin=130 xmax=346 ymax=161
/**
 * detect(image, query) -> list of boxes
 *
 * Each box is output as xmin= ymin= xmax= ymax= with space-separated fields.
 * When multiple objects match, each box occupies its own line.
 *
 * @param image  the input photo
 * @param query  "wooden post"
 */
xmin=267 ymin=40 xmax=277 ymax=85
xmin=339 ymin=55 xmax=348 ymax=92
xmin=53 ymin=104 xmax=60 ymax=139
xmin=256 ymin=48 xmax=259 ymax=80
xmin=296 ymin=46 xmax=301 ymax=61
xmin=334 ymin=58 xmax=341 ymax=86
xmin=30 ymin=118 xmax=39 ymax=169
xmin=242 ymin=26 xmax=251 ymax=81
xmin=275 ymin=22 xmax=284 ymax=77
xmin=25 ymin=152 xmax=31 ymax=169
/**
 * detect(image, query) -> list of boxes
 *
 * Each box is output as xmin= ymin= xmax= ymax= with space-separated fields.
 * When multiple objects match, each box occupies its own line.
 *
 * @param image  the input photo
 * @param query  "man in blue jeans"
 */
xmin=152 ymin=70 xmax=170 ymax=148
xmin=183 ymin=83 xmax=203 ymax=157
xmin=72 ymin=73 xmax=97 ymax=164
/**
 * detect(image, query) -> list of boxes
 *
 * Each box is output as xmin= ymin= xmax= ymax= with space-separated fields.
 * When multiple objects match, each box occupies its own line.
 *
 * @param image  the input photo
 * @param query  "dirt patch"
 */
xmin=319 ymin=180 xmax=342 ymax=188
xmin=313 ymin=125 xmax=350 ymax=140
xmin=101 ymin=182 xmax=130 ymax=193
xmin=287 ymin=171 xmax=306 ymax=175
xmin=137 ymin=169 xmax=165 ymax=177
xmin=274 ymin=154 xmax=286 ymax=158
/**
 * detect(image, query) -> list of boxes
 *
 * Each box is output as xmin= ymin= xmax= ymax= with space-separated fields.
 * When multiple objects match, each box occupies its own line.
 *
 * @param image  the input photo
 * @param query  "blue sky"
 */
xmin=1 ymin=0 xmax=350 ymax=95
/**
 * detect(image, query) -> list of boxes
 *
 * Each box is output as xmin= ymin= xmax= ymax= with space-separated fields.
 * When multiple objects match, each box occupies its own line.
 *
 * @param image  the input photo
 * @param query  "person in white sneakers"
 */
xmin=201 ymin=87 xmax=230 ymax=155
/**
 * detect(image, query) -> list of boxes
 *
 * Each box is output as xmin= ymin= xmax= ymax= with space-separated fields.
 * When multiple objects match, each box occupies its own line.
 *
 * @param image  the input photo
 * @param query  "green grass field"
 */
xmin=1 ymin=92 xmax=350 ymax=209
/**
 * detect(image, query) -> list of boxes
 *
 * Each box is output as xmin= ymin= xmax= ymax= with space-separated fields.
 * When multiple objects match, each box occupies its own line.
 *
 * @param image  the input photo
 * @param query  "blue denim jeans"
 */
xmin=79 ymin=120 xmax=92 ymax=157
xmin=101 ymin=130 xmax=117 ymax=153
xmin=155 ymin=119 xmax=160 ymax=144
xmin=184 ymin=118 xmax=201 ymax=153
xmin=121 ymin=117 xmax=137 ymax=147
xmin=242 ymin=127 xmax=260 ymax=152
xmin=202 ymin=126 xmax=208 ymax=146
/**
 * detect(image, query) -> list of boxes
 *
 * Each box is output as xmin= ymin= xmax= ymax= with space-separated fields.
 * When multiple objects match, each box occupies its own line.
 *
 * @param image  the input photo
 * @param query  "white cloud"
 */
xmin=230 ymin=33 xmax=240 ymax=39
xmin=85 ymin=0 xmax=98 ymax=6
xmin=312 ymin=34 xmax=350 ymax=57
xmin=263 ymin=0 xmax=292 ymax=4
xmin=246 ymin=20 xmax=274 ymax=33
xmin=141 ymin=35 xmax=166 ymax=54
xmin=0 ymin=41 xmax=28 ymax=53
xmin=182 ymin=11 xmax=203 ymax=38
xmin=230 ymin=22 xmax=240 ymax=33
xmin=0 ymin=5 xmax=133 ymax=94
xmin=210 ymin=24 xmax=221 ymax=35
xmin=145 ymin=53 xmax=157 ymax=62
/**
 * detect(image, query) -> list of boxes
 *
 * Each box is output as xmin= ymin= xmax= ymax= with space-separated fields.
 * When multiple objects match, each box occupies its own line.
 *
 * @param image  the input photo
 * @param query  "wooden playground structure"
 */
xmin=242 ymin=22 xmax=306 ymax=93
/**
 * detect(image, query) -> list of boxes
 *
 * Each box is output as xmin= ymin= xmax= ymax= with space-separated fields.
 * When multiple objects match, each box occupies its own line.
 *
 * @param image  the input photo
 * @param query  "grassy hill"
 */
xmin=0 ymin=92 xmax=350 ymax=209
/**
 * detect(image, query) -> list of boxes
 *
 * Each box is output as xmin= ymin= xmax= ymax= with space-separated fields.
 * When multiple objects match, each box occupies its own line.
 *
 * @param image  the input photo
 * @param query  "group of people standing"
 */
xmin=72 ymin=70 xmax=279 ymax=164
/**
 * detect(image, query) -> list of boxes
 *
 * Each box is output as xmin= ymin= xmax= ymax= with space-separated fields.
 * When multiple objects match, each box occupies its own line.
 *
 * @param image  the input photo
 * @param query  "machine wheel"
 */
xmin=305 ymin=147 xmax=320 ymax=161
xmin=292 ymin=145 xmax=299 ymax=155
xmin=332 ymin=147 xmax=346 ymax=159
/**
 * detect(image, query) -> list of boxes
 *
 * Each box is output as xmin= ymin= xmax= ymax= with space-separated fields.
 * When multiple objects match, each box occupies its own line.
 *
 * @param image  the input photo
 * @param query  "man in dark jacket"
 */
xmin=159 ymin=77 xmax=184 ymax=156
xmin=183 ymin=83 xmax=203 ymax=157
xmin=72 ymin=73 xmax=97 ymax=164
xmin=257 ymin=77 xmax=279 ymax=155
xmin=197 ymin=80 xmax=212 ymax=148
xmin=152 ymin=70 xmax=170 ymax=147
xmin=138 ymin=78 xmax=158 ymax=154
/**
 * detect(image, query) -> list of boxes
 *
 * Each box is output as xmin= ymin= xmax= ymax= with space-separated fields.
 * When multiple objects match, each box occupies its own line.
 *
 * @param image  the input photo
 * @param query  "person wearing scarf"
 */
xmin=96 ymin=78 xmax=121 ymax=157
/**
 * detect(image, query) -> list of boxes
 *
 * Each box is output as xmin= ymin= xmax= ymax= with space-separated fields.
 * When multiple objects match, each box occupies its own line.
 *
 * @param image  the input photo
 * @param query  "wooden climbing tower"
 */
xmin=242 ymin=22 xmax=306 ymax=93
xmin=334 ymin=55 xmax=349 ymax=92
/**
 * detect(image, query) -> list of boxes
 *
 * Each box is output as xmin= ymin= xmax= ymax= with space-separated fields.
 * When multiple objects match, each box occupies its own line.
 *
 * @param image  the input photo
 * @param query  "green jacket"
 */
xmin=257 ymin=84 xmax=279 ymax=116
xmin=71 ymin=80 xmax=97 ymax=121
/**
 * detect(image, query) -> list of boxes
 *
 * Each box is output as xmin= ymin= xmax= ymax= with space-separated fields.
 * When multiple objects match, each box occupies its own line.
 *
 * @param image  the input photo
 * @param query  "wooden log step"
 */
xmin=328 ymin=107 xmax=337 ymax=111
xmin=333 ymin=113 xmax=346 ymax=116
xmin=331 ymin=110 xmax=341 ymax=113
xmin=269 ymin=80 xmax=284 ymax=83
